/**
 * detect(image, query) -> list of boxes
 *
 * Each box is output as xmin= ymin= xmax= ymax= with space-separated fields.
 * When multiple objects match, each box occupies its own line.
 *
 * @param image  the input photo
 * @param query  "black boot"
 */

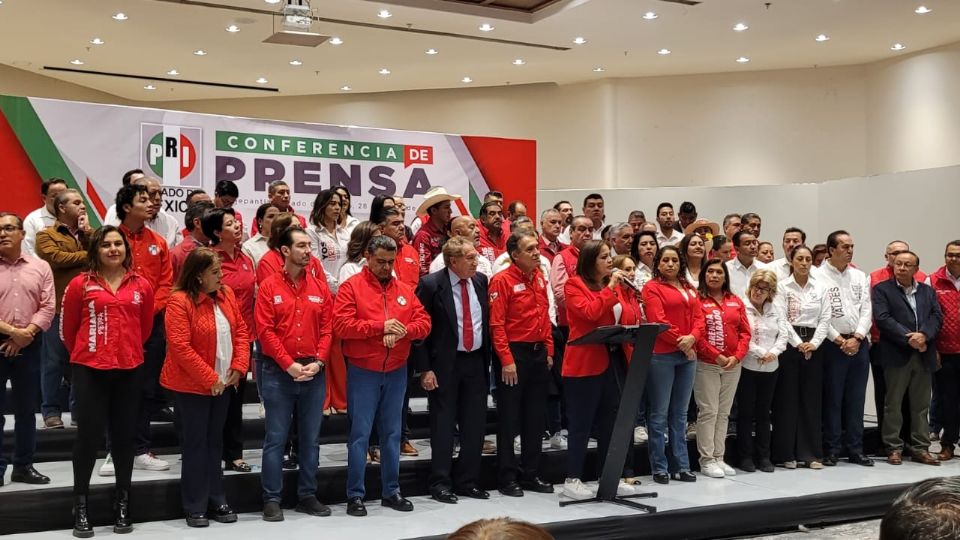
xmin=114 ymin=489 xmax=132 ymax=534
xmin=73 ymin=496 xmax=94 ymax=538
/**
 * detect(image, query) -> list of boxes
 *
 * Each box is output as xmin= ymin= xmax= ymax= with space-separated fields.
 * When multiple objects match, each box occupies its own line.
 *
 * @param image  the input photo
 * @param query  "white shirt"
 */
xmin=22 ymin=206 xmax=57 ymax=256
xmin=726 ymin=257 xmax=769 ymax=301
xmin=898 ymin=280 xmax=919 ymax=319
xmin=769 ymin=257 xmax=793 ymax=282
xmin=430 ymin=251 xmax=493 ymax=278
xmin=816 ymin=260 xmax=872 ymax=341
xmin=306 ymin=224 xmax=350 ymax=293
xmin=343 ymin=215 xmax=360 ymax=235
xmin=213 ymin=305 xmax=233 ymax=382
xmin=105 ymin=204 xmax=182 ymax=248
xmin=493 ymin=251 xmax=558 ymax=326
xmin=338 ymin=260 xmax=366 ymax=285
xmin=685 ymin=267 xmax=700 ymax=289
xmin=743 ymin=301 xmax=791 ymax=372
xmin=558 ymin=223 xmax=603 ymax=245
xmin=242 ymin=234 xmax=270 ymax=269
xmin=656 ymin=228 xmax=684 ymax=248
xmin=634 ymin=263 xmax=654 ymax=291
xmin=449 ymin=270 xmax=483 ymax=352
xmin=774 ymin=274 xmax=831 ymax=348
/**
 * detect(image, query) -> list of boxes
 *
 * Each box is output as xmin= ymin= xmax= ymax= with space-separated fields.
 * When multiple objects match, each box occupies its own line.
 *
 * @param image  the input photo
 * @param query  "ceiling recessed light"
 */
xmin=340 ymin=85 xmax=351 ymax=91
xmin=573 ymin=37 xmax=587 ymax=45
xmin=289 ymin=59 xmax=302 ymax=66
xmin=112 ymin=12 xmax=128 ymax=21
xmin=593 ymin=66 xmax=605 ymax=72
xmin=657 ymin=48 xmax=671 ymax=55
xmin=225 ymin=24 xmax=240 ymax=33
xmin=915 ymin=6 xmax=932 ymax=14
xmin=425 ymin=48 xmax=438 ymax=55
xmin=89 ymin=38 xmax=105 ymax=45
xmin=512 ymin=59 xmax=525 ymax=66
xmin=167 ymin=69 xmax=180 ymax=76
xmin=70 ymin=59 xmax=84 ymax=65
xmin=891 ymin=43 xmax=906 ymax=51
xmin=733 ymin=22 xmax=749 ymax=32
xmin=329 ymin=37 xmax=343 ymax=45
xmin=478 ymin=23 xmax=495 ymax=32
xmin=461 ymin=77 xmax=473 ymax=83
xmin=255 ymin=77 xmax=268 ymax=84
xmin=144 ymin=84 xmax=156 ymax=91
xmin=379 ymin=68 xmax=391 ymax=75
xmin=815 ymin=34 xmax=830 ymax=42
xmin=642 ymin=12 xmax=658 ymax=20
xmin=265 ymin=0 xmax=281 ymax=4
xmin=377 ymin=9 xmax=392 ymax=18
xmin=194 ymin=49 xmax=207 ymax=56
xmin=736 ymin=56 xmax=750 ymax=63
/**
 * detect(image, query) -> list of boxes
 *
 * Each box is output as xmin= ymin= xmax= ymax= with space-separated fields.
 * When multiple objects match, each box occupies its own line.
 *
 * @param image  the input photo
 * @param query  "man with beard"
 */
xmin=478 ymin=201 xmax=506 ymax=266
xmin=655 ymin=202 xmax=683 ymax=247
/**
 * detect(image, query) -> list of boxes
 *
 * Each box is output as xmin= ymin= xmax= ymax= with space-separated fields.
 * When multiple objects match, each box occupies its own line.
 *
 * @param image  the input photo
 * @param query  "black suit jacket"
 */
xmin=872 ymin=278 xmax=943 ymax=372
xmin=412 ymin=268 xmax=491 ymax=380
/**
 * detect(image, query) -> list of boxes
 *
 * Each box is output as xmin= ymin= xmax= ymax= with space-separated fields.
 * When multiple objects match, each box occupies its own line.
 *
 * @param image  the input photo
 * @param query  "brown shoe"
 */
xmin=44 ymin=416 xmax=64 ymax=429
xmin=886 ymin=451 xmax=902 ymax=465
xmin=481 ymin=439 xmax=497 ymax=455
xmin=939 ymin=445 xmax=955 ymax=461
xmin=911 ymin=451 xmax=941 ymax=466
xmin=400 ymin=441 xmax=419 ymax=457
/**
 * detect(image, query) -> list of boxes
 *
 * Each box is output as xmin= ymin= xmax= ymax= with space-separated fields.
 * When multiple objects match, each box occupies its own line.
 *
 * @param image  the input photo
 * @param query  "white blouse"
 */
xmin=773 ymin=275 xmax=831 ymax=348
xmin=213 ymin=305 xmax=233 ymax=382
xmin=743 ymin=301 xmax=790 ymax=372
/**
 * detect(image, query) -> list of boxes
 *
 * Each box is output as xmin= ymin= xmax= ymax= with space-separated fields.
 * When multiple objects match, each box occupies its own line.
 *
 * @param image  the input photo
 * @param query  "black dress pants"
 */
xmin=771 ymin=340 xmax=823 ymax=464
xmin=736 ymin=368 xmax=778 ymax=462
xmin=175 ymin=391 xmax=230 ymax=514
xmin=495 ymin=342 xmax=550 ymax=486
xmin=222 ymin=375 xmax=247 ymax=464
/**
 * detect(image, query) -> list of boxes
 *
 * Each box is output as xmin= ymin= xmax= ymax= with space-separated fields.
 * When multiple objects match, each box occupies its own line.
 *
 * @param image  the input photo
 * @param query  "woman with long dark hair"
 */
xmin=641 ymin=245 xmax=704 ymax=484
xmin=307 ymin=189 xmax=349 ymax=293
xmin=693 ymin=259 xmax=750 ymax=479
xmin=61 ymin=226 xmax=155 ymax=537
xmin=161 ymin=247 xmax=249 ymax=527
xmin=680 ymin=234 xmax=707 ymax=288
xmin=332 ymin=186 xmax=360 ymax=233
xmin=369 ymin=194 xmax=397 ymax=225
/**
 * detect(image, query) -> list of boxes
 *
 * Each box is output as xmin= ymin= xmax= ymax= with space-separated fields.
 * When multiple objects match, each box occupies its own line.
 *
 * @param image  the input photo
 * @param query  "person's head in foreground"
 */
xmin=447 ymin=517 xmax=554 ymax=540
xmin=880 ymin=476 xmax=960 ymax=540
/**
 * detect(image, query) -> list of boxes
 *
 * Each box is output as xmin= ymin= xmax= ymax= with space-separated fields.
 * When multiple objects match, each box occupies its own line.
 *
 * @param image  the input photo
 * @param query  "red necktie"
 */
xmin=460 ymin=279 xmax=474 ymax=351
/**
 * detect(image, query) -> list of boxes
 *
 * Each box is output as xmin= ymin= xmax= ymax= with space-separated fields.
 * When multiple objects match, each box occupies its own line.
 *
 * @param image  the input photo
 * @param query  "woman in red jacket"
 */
xmin=60 ymin=226 xmax=155 ymax=537
xmin=641 ymin=245 xmax=705 ymax=485
xmin=693 ymin=259 xmax=750 ymax=479
xmin=561 ymin=242 xmax=640 ymax=500
xmin=160 ymin=247 xmax=250 ymax=528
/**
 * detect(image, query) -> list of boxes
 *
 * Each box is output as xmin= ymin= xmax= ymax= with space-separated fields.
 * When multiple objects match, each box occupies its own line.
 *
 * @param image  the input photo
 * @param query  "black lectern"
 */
xmin=559 ymin=323 xmax=668 ymax=513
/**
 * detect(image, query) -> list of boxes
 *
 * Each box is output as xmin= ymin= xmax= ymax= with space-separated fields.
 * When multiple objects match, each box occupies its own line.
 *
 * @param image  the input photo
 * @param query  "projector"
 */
xmin=281 ymin=1 xmax=313 ymax=33
xmin=264 ymin=0 xmax=329 ymax=47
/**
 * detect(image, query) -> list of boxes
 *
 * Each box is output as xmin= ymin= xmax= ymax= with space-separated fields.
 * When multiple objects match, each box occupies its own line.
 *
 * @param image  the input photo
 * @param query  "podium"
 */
xmin=559 ymin=323 xmax=668 ymax=513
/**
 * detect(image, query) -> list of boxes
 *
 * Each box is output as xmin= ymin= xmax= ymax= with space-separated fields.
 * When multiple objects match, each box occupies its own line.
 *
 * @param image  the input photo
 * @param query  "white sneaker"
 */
xmin=617 ymin=481 xmax=637 ymax=496
xmin=562 ymin=478 xmax=595 ymax=500
xmin=134 ymin=453 xmax=170 ymax=471
xmin=549 ymin=432 xmax=568 ymax=450
xmin=98 ymin=453 xmax=115 ymax=477
xmin=719 ymin=461 xmax=736 ymax=476
xmin=701 ymin=462 xmax=725 ymax=478
xmin=633 ymin=426 xmax=648 ymax=444
xmin=514 ymin=435 xmax=521 ymax=453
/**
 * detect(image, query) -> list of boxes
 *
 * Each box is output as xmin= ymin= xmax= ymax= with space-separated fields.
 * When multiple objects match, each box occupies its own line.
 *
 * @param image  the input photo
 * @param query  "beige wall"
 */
xmin=3 ymin=40 xmax=959 ymax=190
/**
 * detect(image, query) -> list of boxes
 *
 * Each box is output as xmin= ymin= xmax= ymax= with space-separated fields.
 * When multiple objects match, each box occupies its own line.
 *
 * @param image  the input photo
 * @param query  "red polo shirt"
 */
xmin=120 ymin=223 xmax=173 ymax=312
xmin=489 ymin=263 xmax=554 ymax=366
xmin=215 ymin=246 xmax=256 ymax=337
xmin=255 ymin=248 xmax=326 ymax=286
xmin=255 ymin=268 xmax=333 ymax=370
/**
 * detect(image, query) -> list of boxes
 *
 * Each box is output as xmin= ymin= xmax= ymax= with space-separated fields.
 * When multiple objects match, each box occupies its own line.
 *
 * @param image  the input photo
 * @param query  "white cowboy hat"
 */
xmin=416 ymin=186 xmax=462 ymax=216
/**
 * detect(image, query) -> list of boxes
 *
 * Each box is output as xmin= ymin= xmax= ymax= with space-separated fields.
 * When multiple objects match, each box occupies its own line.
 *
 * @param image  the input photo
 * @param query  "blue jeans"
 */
xmin=260 ymin=360 xmax=326 ymax=503
xmin=0 ymin=339 xmax=41 ymax=474
xmin=646 ymin=351 xmax=696 ymax=475
xmin=822 ymin=340 xmax=869 ymax=456
xmin=41 ymin=314 xmax=74 ymax=418
xmin=346 ymin=363 xmax=407 ymax=499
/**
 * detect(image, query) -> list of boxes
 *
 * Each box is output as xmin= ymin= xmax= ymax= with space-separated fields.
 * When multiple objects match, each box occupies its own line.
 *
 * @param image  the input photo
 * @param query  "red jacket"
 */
xmin=255 ymin=249 xmax=326 ymax=285
xmin=489 ymin=263 xmax=554 ymax=366
xmin=412 ymin=220 xmax=445 ymax=276
xmin=215 ymin=246 xmax=256 ymax=337
xmin=256 ymin=268 xmax=334 ymax=370
xmin=60 ymin=271 xmax=155 ymax=370
xmin=394 ymin=241 xmax=421 ymax=288
xmin=538 ymin=235 xmax=567 ymax=264
xmin=642 ymin=279 xmax=705 ymax=354
xmin=120 ymin=224 xmax=173 ymax=312
xmin=930 ymin=266 xmax=960 ymax=354
xmin=160 ymin=287 xmax=250 ymax=395
xmin=333 ymin=267 xmax=431 ymax=372
xmin=695 ymin=293 xmax=751 ymax=364
xmin=615 ymin=284 xmax=643 ymax=360
xmin=870 ymin=265 xmax=928 ymax=343
xmin=563 ymin=277 xmax=618 ymax=377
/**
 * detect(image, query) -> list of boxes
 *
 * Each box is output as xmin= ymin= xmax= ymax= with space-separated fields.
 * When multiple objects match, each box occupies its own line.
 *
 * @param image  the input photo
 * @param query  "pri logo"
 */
xmin=141 ymin=123 xmax=202 ymax=187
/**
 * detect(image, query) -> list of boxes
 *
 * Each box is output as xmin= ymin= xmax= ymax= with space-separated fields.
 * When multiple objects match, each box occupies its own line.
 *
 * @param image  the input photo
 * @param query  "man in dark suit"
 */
xmin=873 ymin=251 xmax=944 ymax=466
xmin=414 ymin=236 xmax=491 ymax=503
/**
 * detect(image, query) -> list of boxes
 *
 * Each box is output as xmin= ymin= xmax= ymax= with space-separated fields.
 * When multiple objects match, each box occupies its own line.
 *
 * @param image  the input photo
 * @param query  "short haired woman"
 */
xmin=61 ymin=226 xmax=155 ymax=537
xmin=161 ymin=247 xmax=249 ymax=527
xmin=693 ymin=259 xmax=750 ymax=479
xmin=241 ymin=203 xmax=279 ymax=269
xmin=737 ymin=269 xmax=789 ymax=473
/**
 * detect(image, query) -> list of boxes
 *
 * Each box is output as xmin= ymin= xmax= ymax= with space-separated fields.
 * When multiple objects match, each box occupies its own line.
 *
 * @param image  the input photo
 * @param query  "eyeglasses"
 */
xmin=752 ymin=286 xmax=771 ymax=294
xmin=0 ymin=225 xmax=21 ymax=234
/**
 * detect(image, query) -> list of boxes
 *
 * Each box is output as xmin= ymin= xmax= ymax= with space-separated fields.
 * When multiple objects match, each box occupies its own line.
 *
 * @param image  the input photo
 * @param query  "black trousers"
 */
xmin=546 ymin=326 xmax=569 ymax=435
xmin=72 ymin=364 xmax=142 ymax=496
xmin=222 ymin=375 xmax=247 ymax=464
xmin=495 ymin=342 xmax=550 ymax=486
xmin=175 ymin=391 xmax=230 ymax=513
xmin=736 ymin=368 xmax=778 ymax=462
xmin=564 ymin=361 xmax=620 ymax=480
xmin=0 ymin=339 xmax=41 ymax=475
xmin=427 ymin=350 xmax=488 ymax=492
xmin=771 ymin=341 xmax=823 ymax=463
xmin=937 ymin=354 xmax=960 ymax=447
xmin=136 ymin=314 xmax=167 ymax=455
